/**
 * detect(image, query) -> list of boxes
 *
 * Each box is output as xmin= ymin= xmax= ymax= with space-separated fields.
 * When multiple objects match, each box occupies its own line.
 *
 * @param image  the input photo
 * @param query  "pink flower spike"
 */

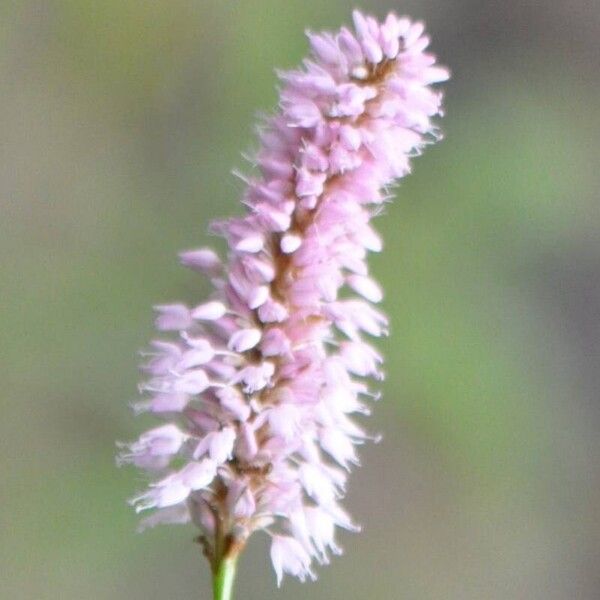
xmin=120 ymin=9 xmax=447 ymax=590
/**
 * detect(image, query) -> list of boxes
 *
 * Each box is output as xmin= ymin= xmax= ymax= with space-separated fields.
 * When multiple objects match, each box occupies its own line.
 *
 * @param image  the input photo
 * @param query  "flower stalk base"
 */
xmin=213 ymin=555 xmax=238 ymax=600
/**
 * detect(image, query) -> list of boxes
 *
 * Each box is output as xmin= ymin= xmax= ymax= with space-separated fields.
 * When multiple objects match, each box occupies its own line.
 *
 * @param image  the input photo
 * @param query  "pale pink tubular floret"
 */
xmin=118 ymin=10 xmax=447 ymax=585
xmin=178 ymin=248 xmax=222 ymax=275
xmin=270 ymin=535 xmax=316 ymax=587
xmin=191 ymin=301 xmax=227 ymax=321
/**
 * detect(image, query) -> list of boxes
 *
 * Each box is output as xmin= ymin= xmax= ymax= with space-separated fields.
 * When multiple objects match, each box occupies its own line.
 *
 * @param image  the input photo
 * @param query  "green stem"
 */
xmin=212 ymin=555 xmax=238 ymax=600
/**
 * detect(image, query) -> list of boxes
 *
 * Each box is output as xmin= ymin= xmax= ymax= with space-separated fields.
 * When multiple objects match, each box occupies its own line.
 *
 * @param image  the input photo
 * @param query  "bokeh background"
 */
xmin=2 ymin=1 xmax=599 ymax=598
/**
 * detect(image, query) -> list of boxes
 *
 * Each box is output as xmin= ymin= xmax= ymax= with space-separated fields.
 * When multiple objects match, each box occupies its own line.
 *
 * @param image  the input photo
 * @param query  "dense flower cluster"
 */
xmin=118 ymin=10 xmax=447 ymax=585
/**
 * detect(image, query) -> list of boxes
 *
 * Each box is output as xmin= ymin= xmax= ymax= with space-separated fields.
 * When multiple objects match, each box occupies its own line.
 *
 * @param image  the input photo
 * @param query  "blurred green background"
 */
xmin=2 ymin=1 xmax=599 ymax=598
